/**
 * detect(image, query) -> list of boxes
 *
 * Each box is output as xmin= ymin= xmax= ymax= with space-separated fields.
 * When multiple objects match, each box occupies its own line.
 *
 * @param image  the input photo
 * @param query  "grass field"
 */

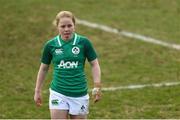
xmin=1 ymin=0 xmax=180 ymax=119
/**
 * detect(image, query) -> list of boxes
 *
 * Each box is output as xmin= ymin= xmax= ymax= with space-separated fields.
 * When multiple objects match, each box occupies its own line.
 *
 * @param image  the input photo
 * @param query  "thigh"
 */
xmin=70 ymin=114 xmax=87 ymax=119
xmin=50 ymin=109 xmax=68 ymax=119
xmin=68 ymin=95 xmax=89 ymax=116
xmin=49 ymin=89 xmax=69 ymax=110
xmin=49 ymin=90 xmax=69 ymax=119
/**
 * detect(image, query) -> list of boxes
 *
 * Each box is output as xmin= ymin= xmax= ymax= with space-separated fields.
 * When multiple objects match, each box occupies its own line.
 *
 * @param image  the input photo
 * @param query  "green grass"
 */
xmin=1 ymin=0 xmax=180 ymax=119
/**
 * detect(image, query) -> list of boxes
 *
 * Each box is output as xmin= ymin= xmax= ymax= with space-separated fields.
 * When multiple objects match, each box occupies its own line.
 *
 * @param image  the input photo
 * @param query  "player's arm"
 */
xmin=90 ymin=58 xmax=101 ymax=103
xmin=34 ymin=63 xmax=49 ymax=106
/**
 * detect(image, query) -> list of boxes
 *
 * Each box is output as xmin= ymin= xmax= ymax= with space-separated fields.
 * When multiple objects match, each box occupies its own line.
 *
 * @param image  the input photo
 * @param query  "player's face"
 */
xmin=58 ymin=17 xmax=75 ymax=40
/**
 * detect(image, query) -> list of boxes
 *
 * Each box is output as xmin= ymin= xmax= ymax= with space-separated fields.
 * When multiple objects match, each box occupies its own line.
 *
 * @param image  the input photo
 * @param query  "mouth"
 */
xmin=64 ymin=33 xmax=71 ymax=36
xmin=62 ymin=33 xmax=72 ymax=40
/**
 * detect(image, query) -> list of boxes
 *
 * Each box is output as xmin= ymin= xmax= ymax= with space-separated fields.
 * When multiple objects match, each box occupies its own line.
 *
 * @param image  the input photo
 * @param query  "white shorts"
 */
xmin=49 ymin=89 xmax=89 ymax=115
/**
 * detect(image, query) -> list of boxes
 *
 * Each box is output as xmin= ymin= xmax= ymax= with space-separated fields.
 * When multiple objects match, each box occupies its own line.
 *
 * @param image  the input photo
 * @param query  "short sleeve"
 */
xmin=84 ymin=38 xmax=97 ymax=62
xmin=41 ymin=42 xmax=52 ymax=64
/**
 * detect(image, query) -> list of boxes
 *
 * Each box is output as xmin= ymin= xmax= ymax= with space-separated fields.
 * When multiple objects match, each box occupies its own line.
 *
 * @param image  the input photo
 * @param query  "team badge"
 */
xmin=55 ymin=49 xmax=63 ymax=55
xmin=72 ymin=46 xmax=80 ymax=55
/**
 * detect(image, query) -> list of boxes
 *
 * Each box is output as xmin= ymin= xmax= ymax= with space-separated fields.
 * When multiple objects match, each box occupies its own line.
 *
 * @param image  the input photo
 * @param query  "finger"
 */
xmin=94 ymin=94 xmax=100 ymax=103
xmin=36 ymin=102 xmax=42 ymax=106
xmin=36 ymin=98 xmax=42 ymax=107
xmin=94 ymin=98 xmax=99 ymax=103
xmin=36 ymin=102 xmax=42 ymax=107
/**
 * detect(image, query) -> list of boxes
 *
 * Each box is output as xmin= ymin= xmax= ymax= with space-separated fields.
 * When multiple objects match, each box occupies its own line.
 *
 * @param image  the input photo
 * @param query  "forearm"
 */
xmin=35 ymin=64 xmax=49 ymax=92
xmin=91 ymin=59 xmax=101 ymax=88
xmin=90 ymin=59 xmax=101 ymax=103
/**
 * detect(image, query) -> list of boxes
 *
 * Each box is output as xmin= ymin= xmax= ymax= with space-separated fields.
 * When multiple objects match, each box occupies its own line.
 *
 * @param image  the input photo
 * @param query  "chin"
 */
xmin=65 ymin=36 xmax=70 ymax=40
xmin=62 ymin=36 xmax=70 ymax=40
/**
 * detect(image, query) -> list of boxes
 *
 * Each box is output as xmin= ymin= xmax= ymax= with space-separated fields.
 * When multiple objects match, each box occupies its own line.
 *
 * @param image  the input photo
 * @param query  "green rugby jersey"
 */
xmin=41 ymin=33 xmax=97 ymax=97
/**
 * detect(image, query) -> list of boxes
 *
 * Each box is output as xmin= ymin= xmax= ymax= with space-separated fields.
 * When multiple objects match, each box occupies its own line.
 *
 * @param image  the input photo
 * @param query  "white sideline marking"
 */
xmin=100 ymin=82 xmax=180 ymax=91
xmin=77 ymin=19 xmax=180 ymax=50
xmin=42 ymin=82 xmax=180 ymax=93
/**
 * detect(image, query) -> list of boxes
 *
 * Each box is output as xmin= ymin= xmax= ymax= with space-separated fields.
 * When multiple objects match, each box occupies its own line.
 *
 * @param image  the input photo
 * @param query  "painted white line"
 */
xmin=77 ymin=19 xmax=180 ymax=50
xmin=99 ymin=82 xmax=180 ymax=91
xmin=42 ymin=82 xmax=180 ymax=93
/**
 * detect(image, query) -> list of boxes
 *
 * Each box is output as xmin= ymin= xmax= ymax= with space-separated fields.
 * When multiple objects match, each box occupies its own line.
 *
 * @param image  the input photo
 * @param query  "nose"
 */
xmin=64 ymin=26 xmax=69 ymax=31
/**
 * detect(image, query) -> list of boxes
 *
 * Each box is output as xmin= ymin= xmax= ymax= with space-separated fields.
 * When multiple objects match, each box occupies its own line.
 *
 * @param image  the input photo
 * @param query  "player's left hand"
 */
xmin=92 ymin=88 xmax=101 ymax=103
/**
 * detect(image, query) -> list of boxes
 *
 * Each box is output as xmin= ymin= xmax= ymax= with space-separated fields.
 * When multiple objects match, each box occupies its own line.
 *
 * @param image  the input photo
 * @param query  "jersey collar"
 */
xmin=57 ymin=33 xmax=77 ymax=47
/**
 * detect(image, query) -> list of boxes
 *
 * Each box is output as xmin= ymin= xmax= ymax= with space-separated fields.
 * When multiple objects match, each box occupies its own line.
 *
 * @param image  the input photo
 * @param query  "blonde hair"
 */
xmin=53 ymin=11 xmax=76 ymax=27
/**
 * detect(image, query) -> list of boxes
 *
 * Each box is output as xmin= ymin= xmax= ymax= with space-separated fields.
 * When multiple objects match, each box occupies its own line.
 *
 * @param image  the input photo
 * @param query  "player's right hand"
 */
xmin=34 ymin=92 xmax=42 ymax=107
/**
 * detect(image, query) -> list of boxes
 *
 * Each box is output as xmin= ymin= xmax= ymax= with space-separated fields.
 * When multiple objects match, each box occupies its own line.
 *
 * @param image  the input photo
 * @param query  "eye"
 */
xmin=60 ymin=25 xmax=65 ymax=28
xmin=67 ymin=24 xmax=72 ymax=28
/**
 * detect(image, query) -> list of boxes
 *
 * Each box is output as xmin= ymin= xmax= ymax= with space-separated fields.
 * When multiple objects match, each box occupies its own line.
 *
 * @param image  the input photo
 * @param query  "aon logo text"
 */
xmin=58 ymin=60 xmax=78 ymax=69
